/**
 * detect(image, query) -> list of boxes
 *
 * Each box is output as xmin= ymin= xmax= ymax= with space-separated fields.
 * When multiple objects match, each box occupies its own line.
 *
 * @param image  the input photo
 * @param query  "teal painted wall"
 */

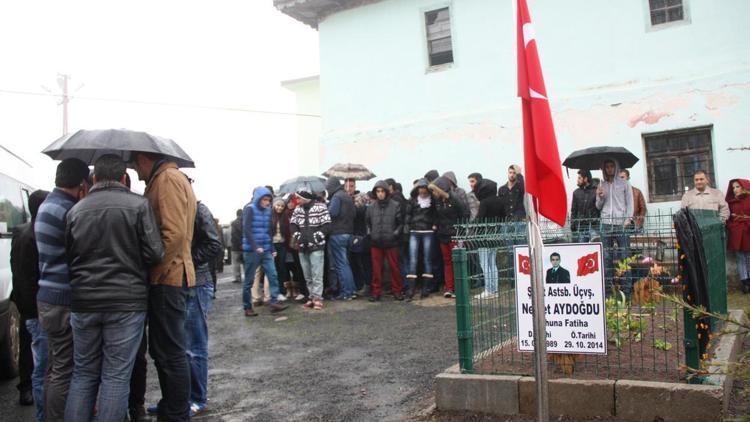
xmin=317 ymin=0 xmax=750 ymax=214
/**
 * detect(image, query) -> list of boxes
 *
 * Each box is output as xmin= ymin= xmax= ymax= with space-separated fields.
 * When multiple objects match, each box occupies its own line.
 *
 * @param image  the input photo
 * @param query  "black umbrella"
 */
xmin=278 ymin=176 xmax=326 ymax=195
xmin=42 ymin=129 xmax=195 ymax=168
xmin=562 ymin=146 xmax=638 ymax=171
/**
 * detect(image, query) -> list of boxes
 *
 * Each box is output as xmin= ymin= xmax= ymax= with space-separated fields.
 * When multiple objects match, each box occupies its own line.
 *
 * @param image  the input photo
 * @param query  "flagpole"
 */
xmin=525 ymin=193 xmax=550 ymax=421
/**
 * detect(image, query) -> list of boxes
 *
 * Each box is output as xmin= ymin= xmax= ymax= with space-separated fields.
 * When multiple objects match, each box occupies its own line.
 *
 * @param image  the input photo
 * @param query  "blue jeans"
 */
xmin=185 ymin=283 xmax=213 ymax=407
xmin=65 ymin=311 xmax=146 ymax=422
xmin=243 ymin=250 xmax=281 ymax=308
xmin=329 ymin=234 xmax=356 ymax=297
xmin=25 ymin=319 xmax=47 ymax=422
xmin=408 ymin=232 xmax=434 ymax=277
xmin=478 ymin=248 xmax=498 ymax=294
xmin=601 ymin=223 xmax=632 ymax=295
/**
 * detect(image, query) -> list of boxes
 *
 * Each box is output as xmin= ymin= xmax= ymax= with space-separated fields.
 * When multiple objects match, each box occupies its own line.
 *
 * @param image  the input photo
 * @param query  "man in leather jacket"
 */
xmin=571 ymin=169 xmax=600 ymax=242
xmin=64 ymin=155 xmax=164 ymax=422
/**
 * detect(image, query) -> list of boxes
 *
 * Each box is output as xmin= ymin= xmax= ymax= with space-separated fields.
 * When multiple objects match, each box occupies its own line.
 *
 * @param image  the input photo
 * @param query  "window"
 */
xmin=0 ymin=173 xmax=29 ymax=236
xmin=425 ymin=7 xmax=453 ymax=67
xmin=643 ymin=126 xmax=714 ymax=203
xmin=649 ymin=0 xmax=684 ymax=26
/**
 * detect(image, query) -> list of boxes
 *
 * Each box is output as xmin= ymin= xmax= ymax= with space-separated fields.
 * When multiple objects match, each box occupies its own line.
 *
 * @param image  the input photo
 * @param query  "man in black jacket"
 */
xmin=366 ymin=181 xmax=404 ymax=301
xmin=230 ymin=209 xmax=243 ymax=283
xmin=326 ymin=177 xmax=357 ymax=300
xmin=64 ymin=155 xmax=164 ymax=422
xmin=571 ymin=169 xmax=600 ymax=242
xmin=10 ymin=189 xmax=49 ymax=415
xmin=498 ymin=164 xmax=526 ymax=219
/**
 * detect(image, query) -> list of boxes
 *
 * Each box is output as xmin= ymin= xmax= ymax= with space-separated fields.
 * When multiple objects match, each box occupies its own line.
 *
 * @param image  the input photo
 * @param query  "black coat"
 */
xmin=546 ymin=266 xmax=571 ymax=284
xmin=571 ymin=185 xmax=600 ymax=232
xmin=430 ymin=177 xmax=466 ymax=243
xmin=66 ymin=181 xmax=164 ymax=313
xmin=366 ymin=197 xmax=403 ymax=248
xmin=498 ymin=180 xmax=526 ymax=219
xmin=406 ymin=198 xmax=437 ymax=232
xmin=193 ymin=202 xmax=223 ymax=286
xmin=474 ymin=179 xmax=505 ymax=220
xmin=230 ymin=217 xmax=243 ymax=251
xmin=328 ymin=188 xmax=355 ymax=235
xmin=10 ymin=222 xmax=39 ymax=319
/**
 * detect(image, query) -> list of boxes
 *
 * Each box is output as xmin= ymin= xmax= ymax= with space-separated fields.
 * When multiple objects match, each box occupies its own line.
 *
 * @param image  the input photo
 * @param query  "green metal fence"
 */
xmin=451 ymin=211 xmax=705 ymax=383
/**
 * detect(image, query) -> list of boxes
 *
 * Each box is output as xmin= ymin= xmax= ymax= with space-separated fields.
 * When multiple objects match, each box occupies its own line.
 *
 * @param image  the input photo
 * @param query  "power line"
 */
xmin=0 ymin=88 xmax=322 ymax=118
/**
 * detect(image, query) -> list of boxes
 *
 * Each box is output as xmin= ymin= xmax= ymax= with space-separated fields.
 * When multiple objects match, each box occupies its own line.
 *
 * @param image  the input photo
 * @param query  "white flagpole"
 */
xmin=525 ymin=193 xmax=549 ymax=421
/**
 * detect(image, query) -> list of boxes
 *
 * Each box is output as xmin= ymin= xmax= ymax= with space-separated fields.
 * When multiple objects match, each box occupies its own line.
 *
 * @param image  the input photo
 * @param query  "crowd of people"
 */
xmin=9 ymin=151 xmax=749 ymax=422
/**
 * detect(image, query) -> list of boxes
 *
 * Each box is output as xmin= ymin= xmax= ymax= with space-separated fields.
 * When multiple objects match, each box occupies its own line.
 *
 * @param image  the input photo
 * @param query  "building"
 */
xmin=282 ymin=75 xmax=322 ymax=175
xmin=275 ymin=0 xmax=750 ymax=215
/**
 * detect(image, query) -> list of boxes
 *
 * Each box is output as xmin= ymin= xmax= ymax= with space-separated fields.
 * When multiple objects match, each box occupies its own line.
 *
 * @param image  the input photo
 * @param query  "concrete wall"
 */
xmin=282 ymin=76 xmax=322 ymax=175
xmin=317 ymin=0 xmax=750 ymax=209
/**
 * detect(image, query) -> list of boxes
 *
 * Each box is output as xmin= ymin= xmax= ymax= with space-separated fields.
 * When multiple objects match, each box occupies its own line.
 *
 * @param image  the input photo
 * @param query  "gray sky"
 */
xmin=0 ymin=0 xmax=319 ymax=222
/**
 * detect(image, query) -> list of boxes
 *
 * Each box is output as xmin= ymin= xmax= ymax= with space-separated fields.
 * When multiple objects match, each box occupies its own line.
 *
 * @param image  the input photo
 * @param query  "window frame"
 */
xmin=641 ymin=125 xmax=715 ymax=203
xmin=421 ymin=3 xmax=455 ymax=73
xmin=643 ymin=0 xmax=691 ymax=32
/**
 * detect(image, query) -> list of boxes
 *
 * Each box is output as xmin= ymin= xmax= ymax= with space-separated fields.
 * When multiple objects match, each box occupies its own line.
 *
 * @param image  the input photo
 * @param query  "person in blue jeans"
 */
xmin=185 ymin=201 xmax=222 ymax=416
xmin=64 ymin=155 xmax=164 ymax=422
xmin=326 ymin=177 xmax=357 ymax=299
xmin=10 ymin=189 xmax=49 ymax=421
xmin=242 ymin=186 xmax=288 ymax=316
xmin=405 ymin=178 xmax=437 ymax=299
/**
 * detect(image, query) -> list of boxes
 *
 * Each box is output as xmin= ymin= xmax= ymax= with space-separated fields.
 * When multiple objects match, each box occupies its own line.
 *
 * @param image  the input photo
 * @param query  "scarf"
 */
xmin=417 ymin=195 xmax=432 ymax=209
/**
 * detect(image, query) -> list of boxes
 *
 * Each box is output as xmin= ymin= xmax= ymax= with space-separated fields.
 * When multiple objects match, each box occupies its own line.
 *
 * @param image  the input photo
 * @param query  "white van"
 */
xmin=0 ymin=146 xmax=35 ymax=379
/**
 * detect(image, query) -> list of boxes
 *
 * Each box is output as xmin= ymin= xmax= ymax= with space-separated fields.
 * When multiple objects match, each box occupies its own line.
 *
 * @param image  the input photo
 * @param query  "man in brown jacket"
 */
xmin=620 ymin=169 xmax=647 ymax=231
xmin=131 ymin=152 xmax=196 ymax=422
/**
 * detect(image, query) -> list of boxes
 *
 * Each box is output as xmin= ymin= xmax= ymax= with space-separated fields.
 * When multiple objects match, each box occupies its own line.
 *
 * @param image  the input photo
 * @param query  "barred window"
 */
xmin=649 ymin=0 xmax=684 ymax=26
xmin=425 ymin=8 xmax=453 ymax=67
xmin=643 ymin=126 xmax=714 ymax=203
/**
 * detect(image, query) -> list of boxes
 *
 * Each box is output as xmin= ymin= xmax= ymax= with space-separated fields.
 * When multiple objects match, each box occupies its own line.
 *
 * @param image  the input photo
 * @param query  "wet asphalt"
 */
xmin=0 ymin=271 xmax=458 ymax=421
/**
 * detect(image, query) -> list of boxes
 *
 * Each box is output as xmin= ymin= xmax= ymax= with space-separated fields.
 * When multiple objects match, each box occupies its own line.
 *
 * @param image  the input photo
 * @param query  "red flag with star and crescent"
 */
xmin=517 ymin=0 xmax=567 ymax=226
xmin=518 ymin=254 xmax=531 ymax=275
xmin=577 ymin=252 xmax=600 ymax=277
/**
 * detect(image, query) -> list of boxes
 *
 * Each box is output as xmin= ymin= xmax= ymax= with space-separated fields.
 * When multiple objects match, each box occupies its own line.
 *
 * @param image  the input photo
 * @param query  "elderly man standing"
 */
xmin=64 ymin=155 xmax=164 ymax=422
xmin=680 ymin=170 xmax=730 ymax=223
xmin=131 ymin=151 xmax=197 ymax=422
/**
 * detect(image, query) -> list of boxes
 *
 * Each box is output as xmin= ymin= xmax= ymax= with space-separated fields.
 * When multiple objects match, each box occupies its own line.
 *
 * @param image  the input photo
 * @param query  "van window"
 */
xmin=0 ymin=173 xmax=29 ymax=235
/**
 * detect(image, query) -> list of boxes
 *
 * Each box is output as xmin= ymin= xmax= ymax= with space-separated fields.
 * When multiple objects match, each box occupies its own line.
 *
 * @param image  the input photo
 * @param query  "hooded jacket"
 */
xmin=726 ymin=178 xmax=750 ymax=251
xmin=430 ymin=177 xmax=466 ymax=243
xmin=442 ymin=171 xmax=470 ymax=214
xmin=498 ymin=176 xmax=526 ymax=219
xmin=366 ymin=180 xmax=403 ymax=248
xmin=192 ymin=201 xmax=223 ymax=286
xmin=66 ymin=181 xmax=164 ymax=313
xmin=596 ymin=160 xmax=634 ymax=225
xmin=290 ymin=198 xmax=331 ymax=252
xmin=406 ymin=178 xmax=437 ymax=232
xmin=242 ymin=186 xmax=274 ymax=252
xmin=326 ymin=177 xmax=355 ymax=235
xmin=475 ymin=179 xmax=505 ymax=220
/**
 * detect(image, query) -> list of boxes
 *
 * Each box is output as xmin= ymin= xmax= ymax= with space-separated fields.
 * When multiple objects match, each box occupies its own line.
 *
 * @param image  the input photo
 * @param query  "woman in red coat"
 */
xmin=726 ymin=178 xmax=750 ymax=293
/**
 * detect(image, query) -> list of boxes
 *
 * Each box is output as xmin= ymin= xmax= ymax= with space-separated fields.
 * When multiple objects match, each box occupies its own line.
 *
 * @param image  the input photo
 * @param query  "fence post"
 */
xmin=453 ymin=247 xmax=473 ymax=373
xmin=691 ymin=209 xmax=728 ymax=327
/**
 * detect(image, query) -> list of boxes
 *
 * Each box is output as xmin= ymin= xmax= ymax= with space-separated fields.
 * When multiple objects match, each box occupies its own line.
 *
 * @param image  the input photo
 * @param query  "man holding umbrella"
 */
xmin=596 ymin=159 xmax=634 ymax=295
xmin=131 ymin=151 xmax=197 ymax=422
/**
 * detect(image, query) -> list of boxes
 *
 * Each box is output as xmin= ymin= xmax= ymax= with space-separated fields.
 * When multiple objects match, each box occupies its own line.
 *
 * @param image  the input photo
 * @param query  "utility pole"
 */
xmin=59 ymin=74 xmax=69 ymax=136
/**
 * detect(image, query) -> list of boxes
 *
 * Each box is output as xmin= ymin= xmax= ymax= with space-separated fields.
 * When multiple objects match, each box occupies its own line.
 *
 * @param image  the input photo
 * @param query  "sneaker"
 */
xmin=253 ymin=300 xmax=264 ymax=307
xmin=277 ymin=294 xmax=288 ymax=302
xmin=269 ymin=303 xmax=288 ymax=313
xmin=190 ymin=402 xmax=206 ymax=417
xmin=336 ymin=295 xmax=353 ymax=301
xmin=146 ymin=404 xmax=159 ymax=415
xmin=475 ymin=291 xmax=498 ymax=299
xmin=394 ymin=294 xmax=404 ymax=301
xmin=444 ymin=291 xmax=456 ymax=298
xmin=420 ymin=291 xmax=430 ymax=299
xmin=368 ymin=295 xmax=381 ymax=302
xmin=19 ymin=390 xmax=33 ymax=406
xmin=313 ymin=300 xmax=324 ymax=310
xmin=295 ymin=294 xmax=306 ymax=302
xmin=303 ymin=300 xmax=314 ymax=308
xmin=244 ymin=309 xmax=258 ymax=317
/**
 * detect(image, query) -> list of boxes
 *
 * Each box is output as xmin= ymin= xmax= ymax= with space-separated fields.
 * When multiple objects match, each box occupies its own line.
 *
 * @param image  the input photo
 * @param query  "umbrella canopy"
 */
xmin=278 ymin=176 xmax=326 ymax=195
xmin=42 ymin=129 xmax=195 ymax=168
xmin=562 ymin=146 xmax=639 ymax=171
xmin=322 ymin=163 xmax=376 ymax=181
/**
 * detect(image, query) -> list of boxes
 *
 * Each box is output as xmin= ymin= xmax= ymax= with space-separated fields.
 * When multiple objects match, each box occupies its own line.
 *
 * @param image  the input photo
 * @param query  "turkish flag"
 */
xmin=517 ymin=0 xmax=567 ymax=227
xmin=577 ymin=252 xmax=600 ymax=277
xmin=518 ymin=254 xmax=531 ymax=275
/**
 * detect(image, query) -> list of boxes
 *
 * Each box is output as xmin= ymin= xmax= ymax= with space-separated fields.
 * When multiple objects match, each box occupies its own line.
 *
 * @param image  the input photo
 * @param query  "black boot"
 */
xmin=742 ymin=279 xmax=750 ymax=294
